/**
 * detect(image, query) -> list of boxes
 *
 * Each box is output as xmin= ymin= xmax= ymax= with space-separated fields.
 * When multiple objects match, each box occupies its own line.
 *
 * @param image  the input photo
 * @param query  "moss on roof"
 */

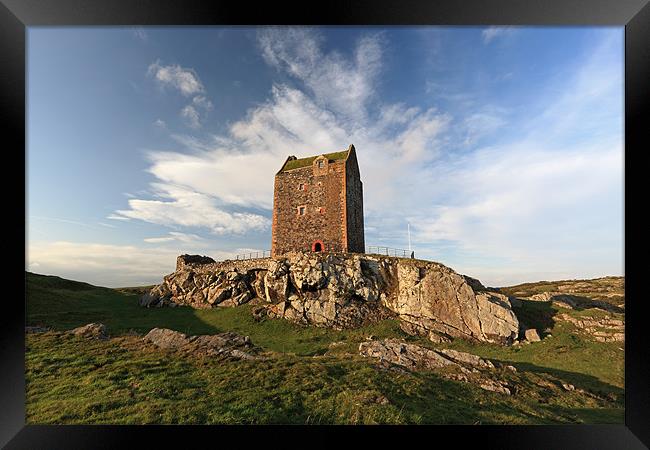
xmin=281 ymin=150 xmax=349 ymax=171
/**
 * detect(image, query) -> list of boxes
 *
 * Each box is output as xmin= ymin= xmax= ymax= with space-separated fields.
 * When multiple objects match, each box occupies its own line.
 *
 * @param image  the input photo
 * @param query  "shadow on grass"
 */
xmin=26 ymin=272 xmax=223 ymax=336
xmin=513 ymin=300 xmax=558 ymax=338
xmin=500 ymin=359 xmax=624 ymax=404
xmin=551 ymin=294 xmax=625 ymax=314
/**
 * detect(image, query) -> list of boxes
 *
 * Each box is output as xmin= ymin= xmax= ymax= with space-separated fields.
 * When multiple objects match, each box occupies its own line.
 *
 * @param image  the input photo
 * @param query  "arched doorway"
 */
xmin=312 ymin=240 xmax=324 ymax=252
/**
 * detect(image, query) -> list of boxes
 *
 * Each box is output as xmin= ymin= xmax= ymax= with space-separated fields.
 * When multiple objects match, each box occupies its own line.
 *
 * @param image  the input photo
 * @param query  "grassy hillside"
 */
xmin=497 ymin=277 xmax=625 ymax=309
xmin=25 ymin=272 xmax=624 ymax=424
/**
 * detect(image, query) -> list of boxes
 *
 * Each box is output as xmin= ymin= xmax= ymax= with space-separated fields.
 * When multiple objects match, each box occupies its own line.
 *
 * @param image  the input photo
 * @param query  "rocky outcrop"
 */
xmin=555 ymin=313 xmax=624 ymax=342
xmin=69 ymin=323 xmax=108 ymax=339
xmin=263 ymin=254 xmax=395 ymax=330
xmin=143 ymin=252 xmax=519 ymax=345
xmin=382 ymin=261 xmax=518 ymax=344
xmin=526 ymin=292 xmax=624 ymax=314
xmin=143 ymin=328 xmax=258 ymax=359
xmin=359 ymin=339 xmax=513 ymax=394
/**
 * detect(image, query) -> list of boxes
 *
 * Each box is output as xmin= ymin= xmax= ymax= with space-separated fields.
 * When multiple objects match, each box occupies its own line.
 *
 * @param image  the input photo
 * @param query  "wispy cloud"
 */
xmin=107 ymin=214 xmax=131 ymax=221
xmin=132 ymin=27 xmax=148 ymax=42
xmin=147 ymin=60 xmax=214 ymax=129
xmin=112 ymin=182 xmax=270 ymax=234
xmin=258 ymin=27 xmax=383 ymax=120
xmin=481 ymin=26 xmax=516 ymax=44
xmin=113 ymin=28 xmax=621 ymax=286
xmin=180 ymin=105 xmax=201 ymax=129
xmin=147 ymin=61 xmax=205 ymax=97
xmin=144 ymin=231 xmax=204 ymax=244
xmin=192 ymin=95 xmax=213 ymax=111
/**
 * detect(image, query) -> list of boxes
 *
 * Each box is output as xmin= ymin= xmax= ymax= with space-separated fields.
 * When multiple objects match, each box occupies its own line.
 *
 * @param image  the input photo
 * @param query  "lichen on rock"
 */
xmin=142 ymin=252 xmax=520 ymax=345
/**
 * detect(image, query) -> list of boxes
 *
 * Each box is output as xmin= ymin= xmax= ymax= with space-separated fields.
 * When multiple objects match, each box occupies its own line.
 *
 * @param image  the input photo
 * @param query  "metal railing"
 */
xmin=226 ymin=247 xmax=413 ymax=260
xmin=234 ymin=250 xmax=271 ymax=260
xmin=366 ymin=246 xmax=413 ymax=258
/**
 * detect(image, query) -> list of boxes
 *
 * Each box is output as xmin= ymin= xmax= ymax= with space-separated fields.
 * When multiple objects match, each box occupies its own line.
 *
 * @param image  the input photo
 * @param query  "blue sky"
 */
xmin=27 ymin=26 xmax=624 ymax=287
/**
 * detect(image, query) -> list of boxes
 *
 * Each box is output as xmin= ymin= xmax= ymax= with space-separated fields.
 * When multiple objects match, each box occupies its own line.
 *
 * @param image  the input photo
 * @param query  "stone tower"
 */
xmin=271 ymin=144 xmax=365 ymax=257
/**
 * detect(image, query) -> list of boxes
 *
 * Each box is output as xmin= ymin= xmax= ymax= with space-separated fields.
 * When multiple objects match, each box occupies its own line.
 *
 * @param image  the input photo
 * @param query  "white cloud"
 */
xmin=112 ymin=183 xmax=270 ymax=235
xmin=114 ymin=29 xmax=622 ymax=287
xmin=27 ymin=241 xmax=180 ymax=286
xmin=408 ymin=63 xmax=623 ymax=286
xmin=192 ymin=95 xmax=213 ymax=111
xmin=107 ymin=214 xmax=131 ymax=221
xmin=412 ymin=143 xmax=622 ymax=249
xmin=147 ymin=60 xmax=205 ymax=97
xmin=481 ymin=27 xmax=516 ymax=44
xmin=144 ymin=231 xmax=204 ymax=244
xmin=27 ymin=241 xmax=270 ymax=287
xmin=461 ymin=107 xmax=508 ymax=145
xmin=180 ymin=105 xmax=201 ymax=129
xmin=146 ymin=62 xmax=215 ymax=129
xmin=258 ymin=27 xmax=383 ymax=120
xmin=143 ymin=236 xmax=176 ymax=243
xmin=153 ymin=118 xmax=167 ymax=129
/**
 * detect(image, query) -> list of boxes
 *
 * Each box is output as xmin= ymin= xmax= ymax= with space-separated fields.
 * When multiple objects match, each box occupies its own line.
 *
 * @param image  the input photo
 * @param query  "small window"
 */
xmin=317 ymin=182 xmax=322 ymax=187
xmin=298 ymin=206 xmax=306 ymax=216
xmin=317 ymin=160 xmax=324 ymax=168
xmin=298 ymin=183 xmax=306 ymax=191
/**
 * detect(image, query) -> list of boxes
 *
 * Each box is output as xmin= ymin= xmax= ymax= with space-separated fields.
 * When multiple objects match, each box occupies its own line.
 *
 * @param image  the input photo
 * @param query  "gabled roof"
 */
xmin=278 ymin=147 xmax=351 ymax=172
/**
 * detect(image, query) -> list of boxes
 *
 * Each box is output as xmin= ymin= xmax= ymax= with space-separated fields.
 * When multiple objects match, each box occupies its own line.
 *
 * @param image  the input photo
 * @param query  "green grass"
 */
xmin=282 ymin=150 xmax=349 ymax=171
xmin=27 ymin=272 xmax=403 ymax=356
xmin=25 ymin=271 xmax=624 ymax=424
xmin=498 ymin=277 xmax=625 ymax=307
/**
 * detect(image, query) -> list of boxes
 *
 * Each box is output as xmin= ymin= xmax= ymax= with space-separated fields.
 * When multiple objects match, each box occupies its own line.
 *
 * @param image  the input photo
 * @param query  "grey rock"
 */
xmin=524 ymin=329 xmax=541 ymax=342
xmin=143 ymin=328 xmax=191 ymax=349
xmin=69 ymin=323 xmax=108 ymax=339
xmin=359 ymin=339 xmax=511 ymax=395
xmin=144 ymin=251 xmax=519 ymax=346
xmin=143 ymin=327 xmax=258 ymax=359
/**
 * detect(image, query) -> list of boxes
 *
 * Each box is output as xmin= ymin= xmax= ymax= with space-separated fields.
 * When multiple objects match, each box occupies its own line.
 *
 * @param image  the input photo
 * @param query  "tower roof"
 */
xmin=278 ymin=145 xmax=354 ymax=172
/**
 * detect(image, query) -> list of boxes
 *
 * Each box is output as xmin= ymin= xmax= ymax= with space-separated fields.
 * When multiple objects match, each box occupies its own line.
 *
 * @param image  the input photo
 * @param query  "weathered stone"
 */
xmin=359 ymin=339 xmax=511 ymax=395
xmin=556 ymin=313 xmax=624 ymax=342
xmin=143 ymin=328 xmax=191 ymax=349
xmin=385 ymin=260 xmax=518 ymax=345
xmin=207 ymin=285 xmax=231 ymax=305
xmin=144 ymin=328 xmax=258 ymax=359
xmin=399 ymin=320 xmax=451 ymax=343
xmin=176 ymin=254 xmax=216 ymax=271
xmin=359 ymin=339 xmax=456 ymax=370
xmin=140 ymin=283 xmax=171 ymax=307
xmin=144 ymin=251 xmax=519 ymax=346
xmin=438 ymin=348 xmax=495 ymax=369
xmin=271 ymin=145 xmax=364 ymax=257
xmin=250 ymin=270 xmax=267 ymax=300
xmin=264 ymin=259 xmax=290 ymax=304
xmin=524 ymin=329 xmax=541 ymax=342
xmin=69 ymin=323 xmax=108 ymax=339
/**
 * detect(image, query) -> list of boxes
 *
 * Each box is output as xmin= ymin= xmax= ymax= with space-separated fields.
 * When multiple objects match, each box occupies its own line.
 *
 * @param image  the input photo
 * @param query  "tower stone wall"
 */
xmin=271 ymin=144 xmax=365 ymax=257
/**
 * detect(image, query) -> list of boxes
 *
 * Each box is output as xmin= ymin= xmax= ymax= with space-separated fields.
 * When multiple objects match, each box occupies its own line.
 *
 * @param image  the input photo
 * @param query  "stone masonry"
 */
xmin=271 ymin=144 xmax=365 ymax=256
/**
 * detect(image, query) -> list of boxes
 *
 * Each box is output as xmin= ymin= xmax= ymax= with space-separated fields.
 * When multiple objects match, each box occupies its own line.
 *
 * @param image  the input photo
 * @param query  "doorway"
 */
xmin=312 ymin=240 xmax=324 ymax=252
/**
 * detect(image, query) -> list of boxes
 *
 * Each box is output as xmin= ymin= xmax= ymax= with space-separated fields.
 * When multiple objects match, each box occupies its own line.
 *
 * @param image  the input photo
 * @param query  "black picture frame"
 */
xmin=3 ymin=0 xmax=648 ymax=447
